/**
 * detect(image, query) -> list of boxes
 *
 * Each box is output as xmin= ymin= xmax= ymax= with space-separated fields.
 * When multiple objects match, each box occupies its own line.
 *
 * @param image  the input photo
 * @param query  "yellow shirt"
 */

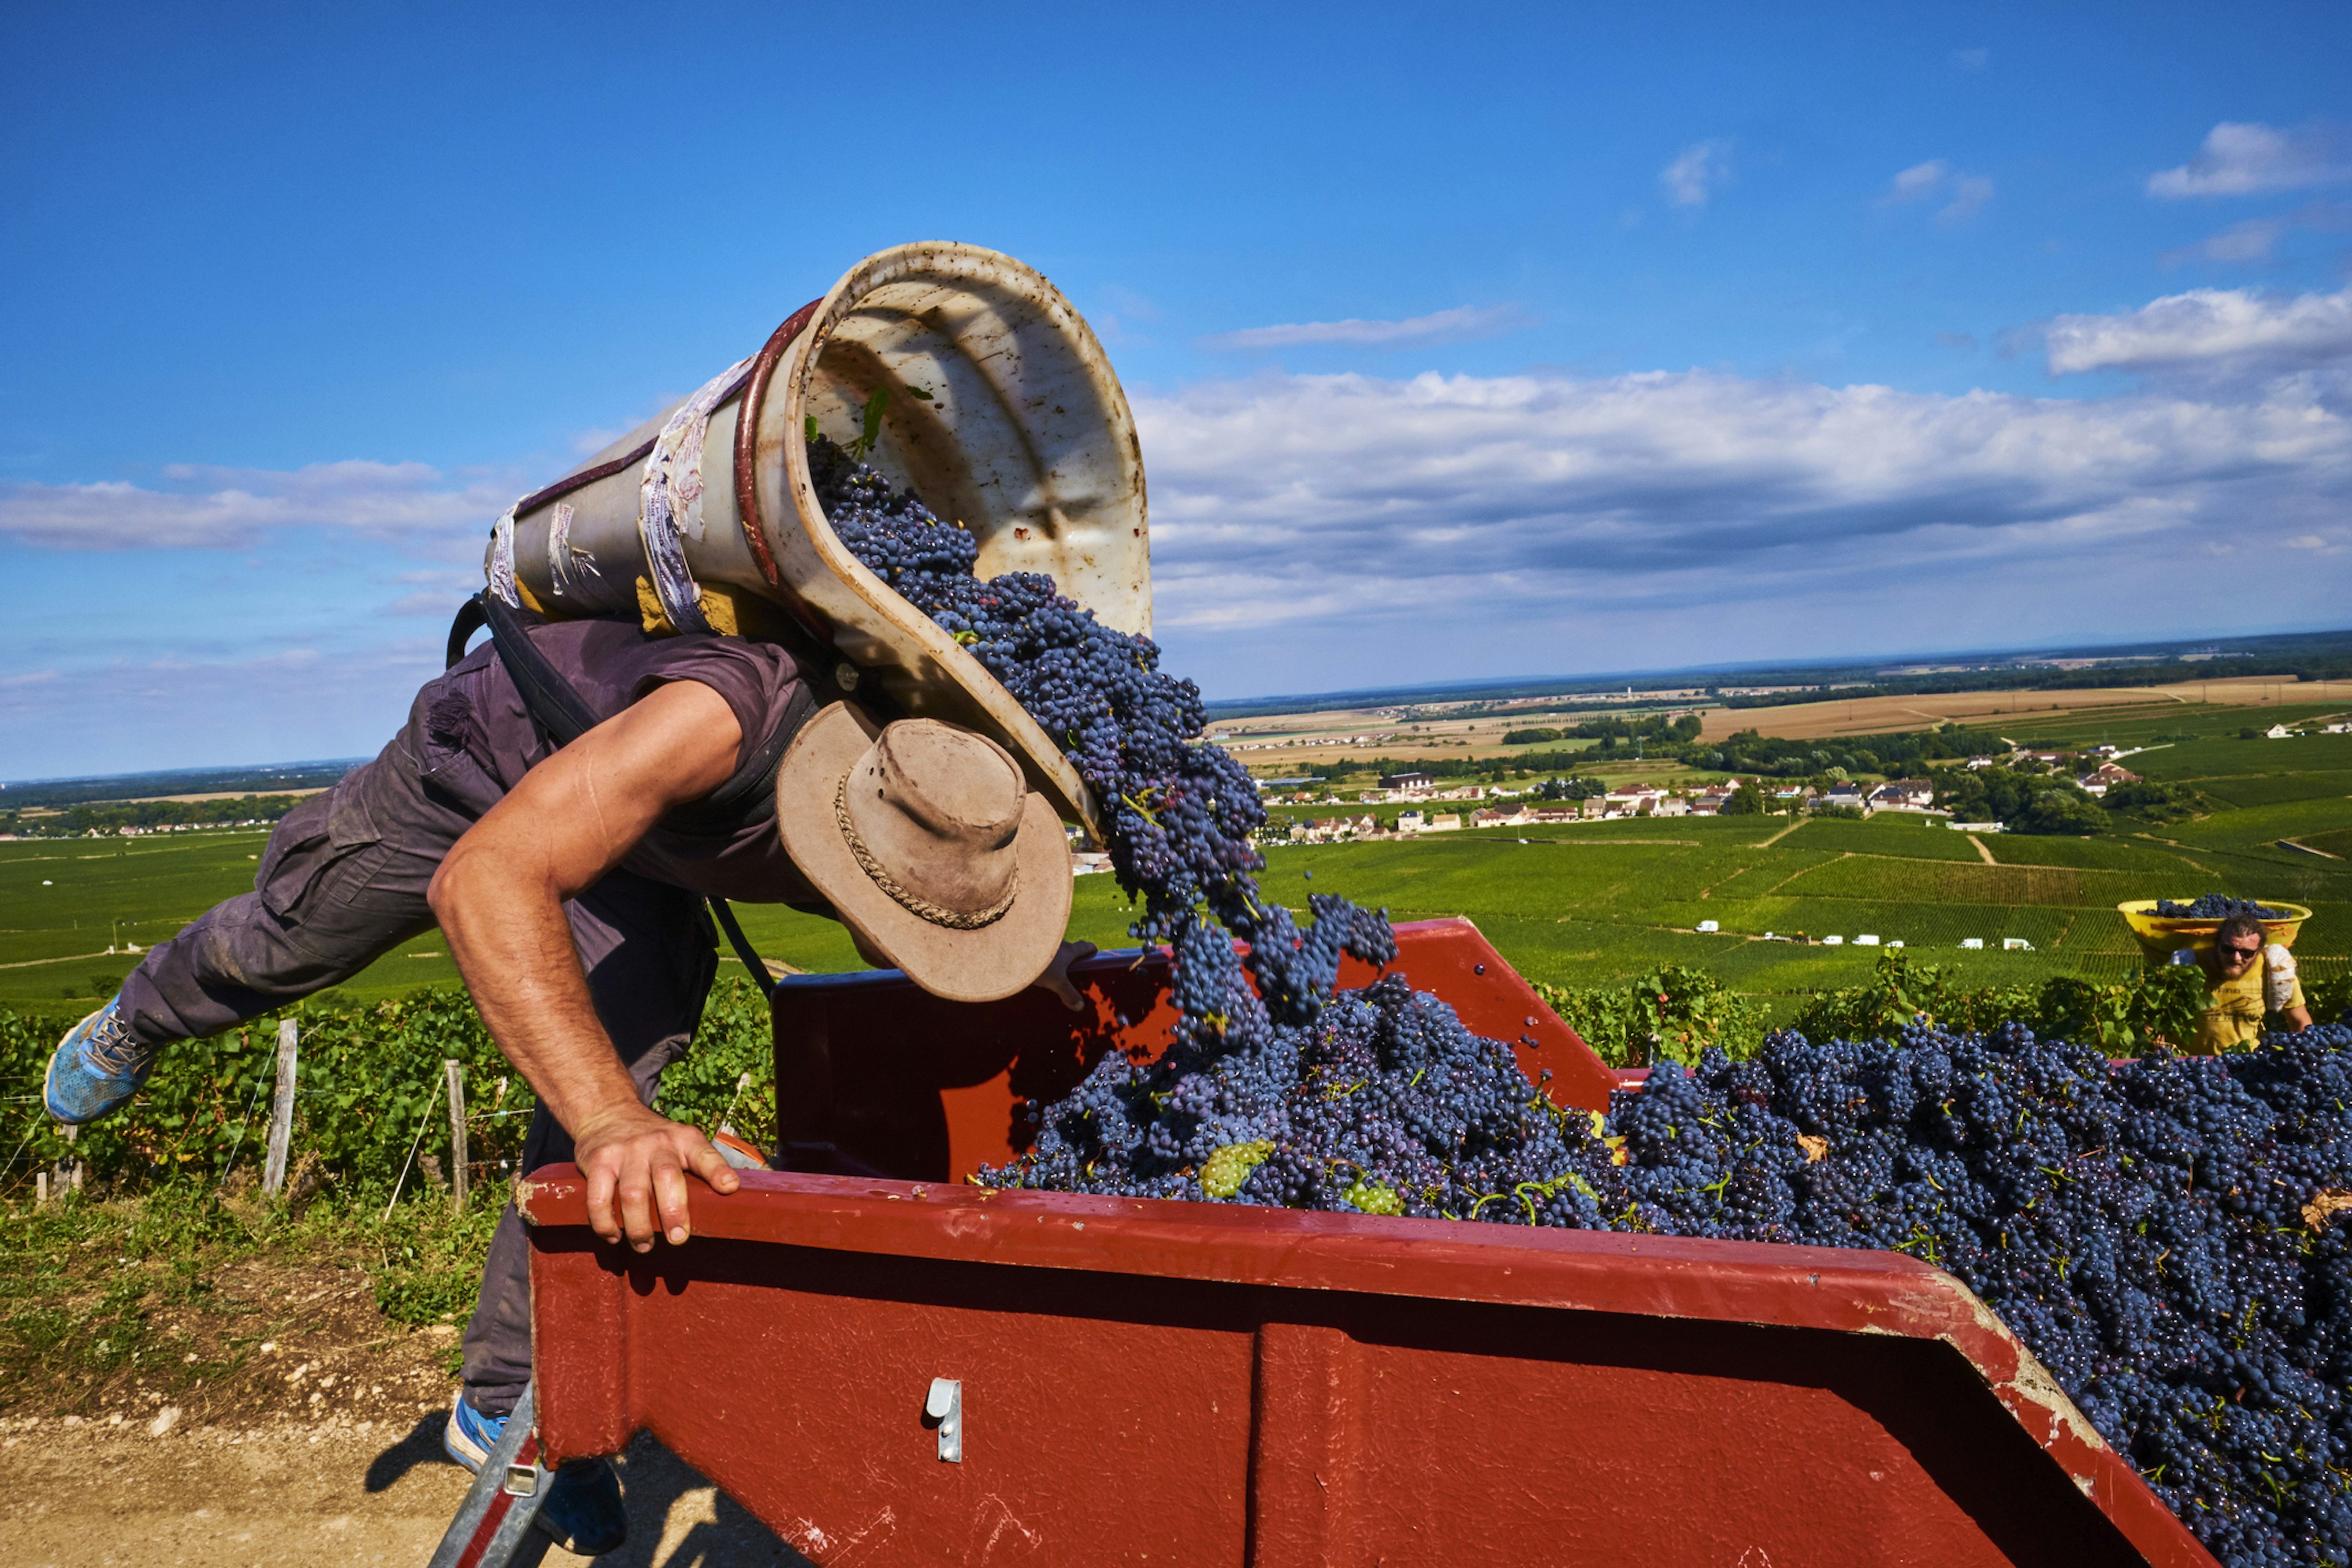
xmin=2192 ymin=948 xmax=2304 ymax=1054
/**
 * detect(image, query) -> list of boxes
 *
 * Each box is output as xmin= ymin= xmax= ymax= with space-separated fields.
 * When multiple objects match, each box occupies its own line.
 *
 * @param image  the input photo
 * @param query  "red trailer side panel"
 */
xmin=773 ymin=916 xmax=1616 ymax=1183
xmin=524 ymin=1174 xmax=2215 ymax=1568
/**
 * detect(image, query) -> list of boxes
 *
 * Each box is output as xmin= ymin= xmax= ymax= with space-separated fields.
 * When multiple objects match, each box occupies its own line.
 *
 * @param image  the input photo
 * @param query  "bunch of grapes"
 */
xmin=812 ymin=440 xmax=2352 ymax=1565
xmin=1027 ymin=990 xmax=2352 ymax=1567
xmin=2155 ymin=895 xmax=2290 ymax=921
xmin=812 ymin=438 xmax=1395 ymax=1000
xmin=1582 ymin=1026 xmax=2352 ymax=1567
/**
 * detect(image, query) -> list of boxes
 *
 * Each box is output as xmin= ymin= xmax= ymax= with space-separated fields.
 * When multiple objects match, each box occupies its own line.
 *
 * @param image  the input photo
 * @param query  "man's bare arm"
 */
xmin=428 ymin=680 xmax=744 ymax=1253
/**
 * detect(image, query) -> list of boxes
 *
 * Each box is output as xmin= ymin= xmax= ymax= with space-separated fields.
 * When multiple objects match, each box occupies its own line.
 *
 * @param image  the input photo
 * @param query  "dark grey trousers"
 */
xmin=117 ymin=718 xmax=718 ymax=1419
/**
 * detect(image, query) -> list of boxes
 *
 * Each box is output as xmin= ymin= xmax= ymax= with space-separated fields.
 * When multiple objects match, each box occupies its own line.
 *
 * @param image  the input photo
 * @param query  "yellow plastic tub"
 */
xmin=2117 ymin=899 xmax=2312 ymax=964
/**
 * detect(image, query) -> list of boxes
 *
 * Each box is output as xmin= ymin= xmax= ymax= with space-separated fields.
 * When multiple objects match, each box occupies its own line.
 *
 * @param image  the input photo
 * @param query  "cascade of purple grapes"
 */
xmin=813 ymin=436 xmax=2352 ymax=1567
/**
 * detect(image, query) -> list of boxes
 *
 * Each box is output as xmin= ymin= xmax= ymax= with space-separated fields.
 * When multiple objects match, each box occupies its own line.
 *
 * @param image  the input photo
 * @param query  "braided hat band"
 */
xmin=834 ymin=774 xmax=1019 ymax=931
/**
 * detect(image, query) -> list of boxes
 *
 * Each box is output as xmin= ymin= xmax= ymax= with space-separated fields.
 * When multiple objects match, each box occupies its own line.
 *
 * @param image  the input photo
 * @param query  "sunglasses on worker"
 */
xmin=2217 ymin=940 xmax=2263 ymax=965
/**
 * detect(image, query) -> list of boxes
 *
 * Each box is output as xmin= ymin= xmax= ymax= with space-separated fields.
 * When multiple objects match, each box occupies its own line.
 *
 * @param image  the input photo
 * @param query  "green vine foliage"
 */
xmin=1535 ymin=965 xmax=1767 ymax=1067
xmin=4 ymin=949 xmax=2323 ymax=1200
xmin=0 ymin=978 xmax=778 ymax=1201
xmin=1537 ymin=952 xmax=2290 ymax=1068
xmin=1797 ymin=952 xmax=2212 ymax=1057
xmin=2304 ymin=969 xmax=2352 ymax=1030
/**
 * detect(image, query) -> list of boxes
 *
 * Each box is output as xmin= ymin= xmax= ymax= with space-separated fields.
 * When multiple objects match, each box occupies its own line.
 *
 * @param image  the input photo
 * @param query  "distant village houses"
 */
xmin=1294 ymin=813 xmax=1382 ymax=843
xmin=2075 ymin=761 xmax=2141 ymax=796
xmin=1866 ymin=779 xmax=1936 ymax=812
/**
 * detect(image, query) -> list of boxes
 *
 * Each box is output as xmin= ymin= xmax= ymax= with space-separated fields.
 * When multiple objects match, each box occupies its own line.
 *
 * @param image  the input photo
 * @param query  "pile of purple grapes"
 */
xmin=815 ymin=439 xmax=2352 ymax=1567
xmin=2156 ymin=895 xmax=2290 ymax=921
xmin=1006 ymin=990 xmax=2352 ymax=1566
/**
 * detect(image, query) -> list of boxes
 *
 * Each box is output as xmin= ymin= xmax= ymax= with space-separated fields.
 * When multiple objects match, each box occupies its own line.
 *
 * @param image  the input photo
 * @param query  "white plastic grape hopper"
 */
xmin=479 ymin=243 xmax=1149 ymax=843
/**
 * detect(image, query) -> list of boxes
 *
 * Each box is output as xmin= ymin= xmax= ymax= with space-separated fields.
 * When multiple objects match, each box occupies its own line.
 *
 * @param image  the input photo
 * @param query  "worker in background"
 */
xmin=2174 ymin=912 xmax=2311 ymax=1052
xmin=40 ymin=604 xmax=1088 ymax=1558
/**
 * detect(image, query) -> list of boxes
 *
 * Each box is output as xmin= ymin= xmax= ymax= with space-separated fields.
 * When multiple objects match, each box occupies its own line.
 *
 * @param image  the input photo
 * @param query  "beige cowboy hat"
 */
xmin=775 ymin=703 xmax=1072 ymax=1003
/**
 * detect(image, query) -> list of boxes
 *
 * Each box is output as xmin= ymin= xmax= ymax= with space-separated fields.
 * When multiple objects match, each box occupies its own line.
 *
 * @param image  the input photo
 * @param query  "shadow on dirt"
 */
xmin=603 ymin=1435 xmax=813 ymax=1568
xmin=366 ymin=1409 xmax=464 ymax=1493
xmin=365 ymin=1414 xmax=810 ymax=1566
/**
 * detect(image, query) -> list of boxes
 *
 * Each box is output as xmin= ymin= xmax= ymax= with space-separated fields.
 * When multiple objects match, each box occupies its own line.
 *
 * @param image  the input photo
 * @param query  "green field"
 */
xmin=0 ymin=829 xmax=861 ymax=1008
xmin=7 ymin=701 xmax=2351 ymax=1016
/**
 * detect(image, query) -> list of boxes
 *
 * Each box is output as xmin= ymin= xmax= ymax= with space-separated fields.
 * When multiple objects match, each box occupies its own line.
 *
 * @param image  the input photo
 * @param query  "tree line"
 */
xmin=1 ymin=794 xmax=307 ymax=838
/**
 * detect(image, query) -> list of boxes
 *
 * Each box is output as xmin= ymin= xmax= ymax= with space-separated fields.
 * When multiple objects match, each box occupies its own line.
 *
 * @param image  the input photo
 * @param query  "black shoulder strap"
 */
xmin=477 ymin=592 xmax=601 ymax=748
xmin=443 ymin=590 xmax=820 ymax=839
xmin=709 ymin=897 xmax=777 ymax=1000
xmin=445 ymin=598 xmax=488 ymax=670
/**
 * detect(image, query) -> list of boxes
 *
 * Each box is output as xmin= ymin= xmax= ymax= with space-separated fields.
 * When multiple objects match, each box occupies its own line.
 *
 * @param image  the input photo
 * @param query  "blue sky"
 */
xmin=5 ymin=1 xmax=2351 ymax=777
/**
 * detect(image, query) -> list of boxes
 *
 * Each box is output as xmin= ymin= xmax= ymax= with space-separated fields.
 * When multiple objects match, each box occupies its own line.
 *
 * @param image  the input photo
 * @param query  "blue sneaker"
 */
xmin=44 ymin=997 xmax=159 ymax=1126
xmin=445 ymin=1396 xmax=628 ymax=1557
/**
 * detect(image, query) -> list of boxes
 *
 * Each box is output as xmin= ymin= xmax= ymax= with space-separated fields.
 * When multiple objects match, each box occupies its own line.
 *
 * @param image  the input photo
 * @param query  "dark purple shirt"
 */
xmin=415 ymin=618 xmax=819 ymax=905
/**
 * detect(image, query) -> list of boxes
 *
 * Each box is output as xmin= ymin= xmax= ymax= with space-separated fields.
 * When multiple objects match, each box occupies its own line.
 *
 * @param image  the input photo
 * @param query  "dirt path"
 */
xmin=1967 ymin=834 xmax=1997 ymax=865
xmin=0 ymin=1415 xmax=805 ymax=1566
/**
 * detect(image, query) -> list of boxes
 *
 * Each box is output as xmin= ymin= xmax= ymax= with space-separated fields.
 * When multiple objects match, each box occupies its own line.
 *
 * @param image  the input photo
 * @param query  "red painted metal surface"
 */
xmin=769 ymin=916 xmax=1616 ymax=1183
xmin=523 ymin=1171 xmax=2216 ymax=1567
xmin=521 ymin=921 xmax=2217 ymax=1565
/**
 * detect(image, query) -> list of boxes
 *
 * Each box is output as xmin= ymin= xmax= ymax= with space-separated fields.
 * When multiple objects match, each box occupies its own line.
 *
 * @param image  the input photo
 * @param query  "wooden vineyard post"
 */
xmin=48 ymin=1123 xmax=83 ymax=1205
xmin=446 ymin=1060 xmax=469 ymax=1213
xmin=262 ymin=1020 xmax=299 ymax=1197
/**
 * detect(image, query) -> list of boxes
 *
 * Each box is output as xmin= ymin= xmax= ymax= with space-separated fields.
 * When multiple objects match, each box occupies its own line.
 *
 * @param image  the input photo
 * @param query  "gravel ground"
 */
xmin=0 ymin=1414 xmax=807 ymax=1566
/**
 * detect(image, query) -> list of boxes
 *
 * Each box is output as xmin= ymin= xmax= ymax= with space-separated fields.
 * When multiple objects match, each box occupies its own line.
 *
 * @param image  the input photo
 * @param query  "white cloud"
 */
xmin=1099 ymin=284 xmax=1163 ymax=323
xmin=1883 ymin=161 xmax=1993 ymax=221
xmin=0 ymin=641 xmax=442 ymax=780
xmin=0 ymin=459 xmax=513 ymax=552
xmin=2169 ymin=215 xmax=2293 ymax=265
xmin=1660 ymin=140 xmax=1732 ymax=208
xmin=1198 ymin=304 xmax=1532 ymax=352
xmin=1128 ymin=361 xmax=2351 ymax=683
xmin=1940 ymin=175 xmax=1995 ymax=222
xmin=1951 ymin=47 xmax=1989 ymax=70
xmin=1091 ymin=284 xmax=1166 ymax=349
xmin=2043 ymin=284 xmax=2352 ymax=375
xmin=1887 ymin=160 xmax=1950 ymax=202
xmin=15 ymin=284 xmax=2352 ymax=751
xmin=569 ymin=426 xmax=633 ymax=457
xmin=2160 ymin=201 xmax=2352 ymax=266
xmin=2148 ymin=121 xmax=2352 ymax=199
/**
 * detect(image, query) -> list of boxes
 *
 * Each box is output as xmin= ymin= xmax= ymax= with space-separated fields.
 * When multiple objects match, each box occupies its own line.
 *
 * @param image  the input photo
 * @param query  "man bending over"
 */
xmin=44 ymin=605 xmax=1083 ymax=1556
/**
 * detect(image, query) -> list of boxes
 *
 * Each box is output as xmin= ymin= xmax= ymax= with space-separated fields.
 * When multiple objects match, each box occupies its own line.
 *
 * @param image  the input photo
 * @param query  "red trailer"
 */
xmin=458 ymin=921 xmax=2219 ymax=1566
